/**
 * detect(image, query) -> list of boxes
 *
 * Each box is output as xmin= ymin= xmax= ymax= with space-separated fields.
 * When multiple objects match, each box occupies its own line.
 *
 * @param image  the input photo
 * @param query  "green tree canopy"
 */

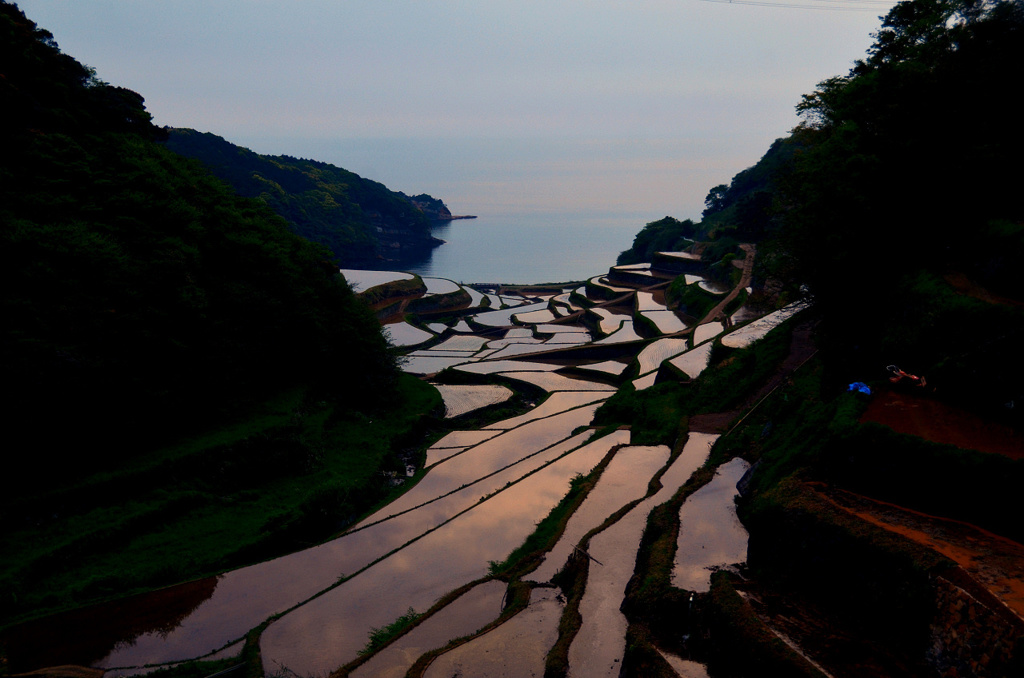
xmin=0 ymin=1 xmax=399 ymax=474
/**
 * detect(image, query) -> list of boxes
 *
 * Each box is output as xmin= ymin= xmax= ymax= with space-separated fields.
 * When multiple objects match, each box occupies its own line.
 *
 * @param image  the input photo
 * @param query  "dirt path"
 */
xmin=689 ymin=319 xmax=817 ymax=435
xmin=818 ymin=485 xmax=1024 ymax=621
xmin=706 ymin=243 xmax=756 ymax=326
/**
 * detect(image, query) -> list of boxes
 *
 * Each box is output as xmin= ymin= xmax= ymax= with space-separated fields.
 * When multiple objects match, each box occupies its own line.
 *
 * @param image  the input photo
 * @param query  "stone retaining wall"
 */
xmin=928 ymin=574 xmax=1024 ymax=677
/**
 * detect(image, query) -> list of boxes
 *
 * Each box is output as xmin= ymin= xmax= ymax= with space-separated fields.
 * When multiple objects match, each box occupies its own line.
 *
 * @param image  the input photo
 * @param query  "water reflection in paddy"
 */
xmin=544 ymin=333 xmax=590 ymax=345
xmin=421 ymin=277 xmax=462 ymax=295
xmin=483 ymin=391 xmax=609 ymax=430
xmin=341 ymin=269 xmax=414 ymax=291
xmin=401 ymin=354 xmax=477 ymax=375
xmin=692 ymin=321 xmax=724 ymax=346
xmin=357 ymin=431 xmax=596 ymax=546
xmin=636 ymin=291 xmax=664 ymax=312
xmin=642 ymin=309 xmax=689 ymax=334
xmin=497 ymin=371 xmax=617 ymax=393
xmin=595 ymin=320 xmax=642 ymax=344
xmin=473 ymin=302 xmax=548 ymax=326
xmin=486 ymin=342 xmax=563 ymax=360
xmin=633 ymin=372 xmax=659 ymax=391
xmin=351 ymin=580 xmax=507 ymax=678
xmin=636 ymin=338 xmax=689 ymax=375
xmin=433 ymin=384 xmax=513 ymax=419
xmin=659 ymin=650 xmax=711 ymax=678
xmin=96 ymin=414 xmax=591 ymax=668
xmin=528 ymin=440 xmax=664 ymax=584
xmin=535 ymin=323 xmax=588 ymax=334
xmin=671 ymin=457 xmax=750 ymax=592
xmin=721 ymin=300 xmax=809 ymax=349
xmin=514 ymin=309 xmax=557 ymax=324
xmin=486 ymin=336 xmax=543 ymax=350
xmin=576 ymin=360 xmax=629 ymax=376
xmin=360 ymin=406 xmax=603 ymax=525
xmin=591 ymin=307 xmax=632 ymax=334
xmin=384 ymin=321 xmax=434 ymax=347
xmin=432 ymin=335 xmax=489 ymax=352
xmin=260 ymin=434 xmax=624 ymax=676
xmin=424 ymin=587 xmax=565 ymax=678
xmin=669 ymin=342 xmax=714 ymax=380
xmin=567 ymin=433 xmax=716 ymax=678
xmin=455 ymin=359 xmax=560 ymax=374
xmin=463 ymin=286 xmax=485 ymax=308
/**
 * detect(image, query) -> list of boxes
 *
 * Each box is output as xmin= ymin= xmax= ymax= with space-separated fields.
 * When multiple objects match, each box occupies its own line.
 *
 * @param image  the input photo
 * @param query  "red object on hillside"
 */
xmin=887 ymin=364 xmax=926 ymax=387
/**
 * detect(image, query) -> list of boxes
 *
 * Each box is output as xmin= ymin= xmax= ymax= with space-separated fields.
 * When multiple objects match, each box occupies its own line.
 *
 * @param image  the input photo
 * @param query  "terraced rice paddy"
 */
xmin=698 ymin=280 xmax=730 ymax=295
xmin=672 ymin=456 xmax=750 ymax=592
xmin=636 ymin=290 xmax=664 ymax=311
xmin=596 ymin=320 xmax=643 ymax=344
xmin=351 ymin=580 xmax=507 ymax=678
xmin=423 ymin=587 xmax=565 ymax=678
xmin=693 ymin=320 xmax=725 ymax=346
xmin=576 ymin=359 xmax=629 ymax=376
xmin=721 ymin=300 xmax=810 ymax=349
xmin=261 ymin=433 xmax=624 ymax=675
xmin=421 ymin=277 xmax=462 ymax=295
xmin=591 ymin=307 xmax=633 ymax=334
xmin=642 ymin=309 xmax=689 ymax=334
xmin=341 ymin=269 xmax=415 ymax=291
xmin=484 ymin=391 xmax=611 ymax=430
xmin=384 ymin=321 xmax=434 ymax=347
xmin=527 ymin=437 xmax=663 ymax=584
xmin=567 ymin=434 xmax=714 ymax=677
xmin=473 ymin=301 xmax=548 ymax=327
xmin=669 ymin=342 xmax=715 ymax=379
xmin=637 ymin=338 xmax=690 ymax=375
xmin=463 ymin=286 xmax=486 ymax=308
xmin=588 ymin=276 xmax=635 ymax=293
xmin=498 ymin=371 xmax=618 ymax=393
xmin=434 ymin=384 xmax=513 ymax=418
xmin=42 ymin=252 xmax=810 ymax=678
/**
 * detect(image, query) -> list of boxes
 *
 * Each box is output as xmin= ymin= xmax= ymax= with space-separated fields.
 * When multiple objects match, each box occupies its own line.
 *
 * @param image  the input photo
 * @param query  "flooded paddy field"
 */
xmin=10 ymin=249 xmax=811 ymax=677
xmin=568 ymin=434 xmax=716 ymax=677
xmin=352 ymin=580 xmax=507 ymax=678
xmin=260 ymin=433 xmax=626 ymax=675
xmin=671 ymin=457 xmax=750 ymax=592
xmin=422 ymin=587 xmax=565 ymax=678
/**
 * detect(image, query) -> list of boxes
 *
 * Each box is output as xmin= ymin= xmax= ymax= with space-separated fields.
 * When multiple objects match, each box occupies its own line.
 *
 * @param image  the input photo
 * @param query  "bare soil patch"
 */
xmin=861 ymin=390 xmax=1024 ymax=459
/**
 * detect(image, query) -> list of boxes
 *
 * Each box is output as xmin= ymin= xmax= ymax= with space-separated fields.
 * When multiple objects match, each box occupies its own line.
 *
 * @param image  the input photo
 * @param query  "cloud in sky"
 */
xmin=17 ymin=0 xmax=893 ymax=217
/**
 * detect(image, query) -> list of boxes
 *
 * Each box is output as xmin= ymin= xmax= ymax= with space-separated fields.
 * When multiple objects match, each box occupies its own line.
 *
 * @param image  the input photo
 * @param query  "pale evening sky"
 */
xmin=17 ymin=0 xmax=895 ymax=220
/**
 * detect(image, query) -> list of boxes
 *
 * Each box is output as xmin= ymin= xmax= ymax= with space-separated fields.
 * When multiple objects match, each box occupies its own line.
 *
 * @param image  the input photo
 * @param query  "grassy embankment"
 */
xmin=0 ymin=374 xmax=441 ymax=631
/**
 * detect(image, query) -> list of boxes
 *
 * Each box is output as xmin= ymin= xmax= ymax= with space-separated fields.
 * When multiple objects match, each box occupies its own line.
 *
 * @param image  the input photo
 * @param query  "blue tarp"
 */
xmin=847 ymin=382 xmax=872 ymax=395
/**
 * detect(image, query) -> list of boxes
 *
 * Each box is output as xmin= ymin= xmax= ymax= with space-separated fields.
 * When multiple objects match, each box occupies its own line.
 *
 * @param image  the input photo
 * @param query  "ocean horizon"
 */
xmin=398 ymin=210 xmax=657 ymax=285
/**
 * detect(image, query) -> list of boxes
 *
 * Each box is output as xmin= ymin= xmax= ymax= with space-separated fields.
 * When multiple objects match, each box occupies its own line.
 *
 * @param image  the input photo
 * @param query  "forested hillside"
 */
xmin=164 ymin=129 xmax=449 ymax=267
xmin=614 ymin=4 xmax=1024 ymax=673
xmin=620 ymin=0 xmax=1024 ymax=419
xmin=0 ymin=1 xmax=399 ymax=476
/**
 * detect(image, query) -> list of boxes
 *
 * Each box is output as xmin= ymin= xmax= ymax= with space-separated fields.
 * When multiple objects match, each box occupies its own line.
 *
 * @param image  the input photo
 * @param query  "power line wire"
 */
xmin=694 ymin=0 xmax=896 ymax=11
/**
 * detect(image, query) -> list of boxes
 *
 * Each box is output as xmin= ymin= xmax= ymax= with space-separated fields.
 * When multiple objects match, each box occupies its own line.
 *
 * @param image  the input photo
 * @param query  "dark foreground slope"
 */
xmin=164 ymin=129 xmax=446 ymax=267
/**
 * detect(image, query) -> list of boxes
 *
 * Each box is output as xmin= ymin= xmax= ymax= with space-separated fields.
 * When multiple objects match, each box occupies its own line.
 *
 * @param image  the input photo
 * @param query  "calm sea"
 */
xmin=398 ymin=211 xmax=654 ymax=285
